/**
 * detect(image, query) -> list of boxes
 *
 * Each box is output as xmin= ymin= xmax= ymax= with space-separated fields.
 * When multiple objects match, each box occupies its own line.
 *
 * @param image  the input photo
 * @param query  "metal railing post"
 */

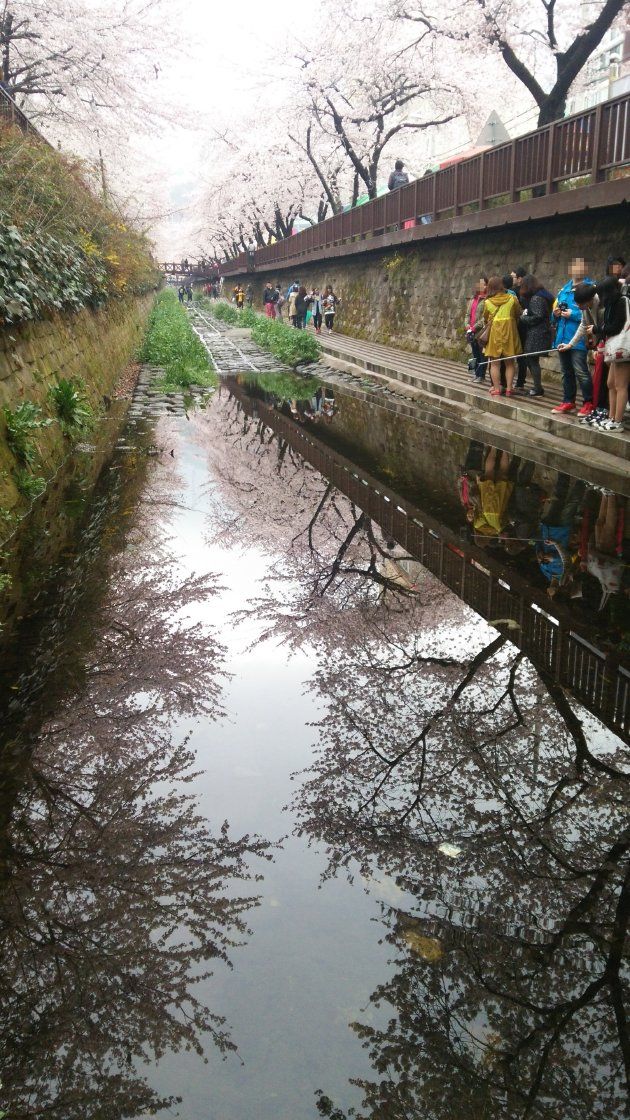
xmin=453 ymin=162 xmax=460 ymax=216
xmin=545 ymin=122 xmax=557 ymax=194
xmin=591 ymin=102 xmax=604 ymax=184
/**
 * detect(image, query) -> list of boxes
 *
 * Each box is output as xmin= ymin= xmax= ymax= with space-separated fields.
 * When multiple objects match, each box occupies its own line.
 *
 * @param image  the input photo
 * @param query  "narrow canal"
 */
xmin=0 ymin=347 xmax=628 ymax=1119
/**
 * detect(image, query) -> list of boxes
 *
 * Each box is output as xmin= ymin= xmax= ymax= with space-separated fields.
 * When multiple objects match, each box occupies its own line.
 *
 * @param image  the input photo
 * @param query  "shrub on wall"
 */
xmin=0 ymin=128 xmax=160 ymax=326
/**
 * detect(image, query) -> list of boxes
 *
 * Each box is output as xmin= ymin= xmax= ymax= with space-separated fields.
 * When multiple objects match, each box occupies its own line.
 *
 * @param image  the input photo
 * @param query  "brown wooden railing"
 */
xmin=220 ymin=92 xmax=630 ymax=277
xmin=232 ymin=384 xmax=630 ymax=743
xmin=0 ymin=86 xmax=46 ymax=142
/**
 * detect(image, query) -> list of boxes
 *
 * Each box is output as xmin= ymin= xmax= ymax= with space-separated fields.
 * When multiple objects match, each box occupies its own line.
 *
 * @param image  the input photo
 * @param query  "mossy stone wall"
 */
xmin=228 ymin=205 xmax=628 ymax=365
xmin=0 ymin=296 xmax=153 ymax=520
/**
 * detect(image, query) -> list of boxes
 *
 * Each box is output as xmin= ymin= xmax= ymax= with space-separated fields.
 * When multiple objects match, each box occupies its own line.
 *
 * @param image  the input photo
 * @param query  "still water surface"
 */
xmin=0 ymin=374 xmax=628 ymax=1120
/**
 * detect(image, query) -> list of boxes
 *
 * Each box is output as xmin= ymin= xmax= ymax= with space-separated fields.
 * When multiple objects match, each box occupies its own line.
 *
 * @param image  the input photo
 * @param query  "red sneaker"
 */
xmin=577 ymin=402 xmax=594 ymax=417
xmin=551 ymin=401 xmax=576 ymax=414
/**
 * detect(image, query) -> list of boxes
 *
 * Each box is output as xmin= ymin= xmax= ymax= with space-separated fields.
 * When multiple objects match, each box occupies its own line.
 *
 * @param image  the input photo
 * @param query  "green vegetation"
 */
xmin=239 ymin=307 xmax=259 ymax=327
xmin=3 ymin=401 xmax=51 ymax=466
xmin=251 ymin=316 xmax=321 ymax=368
xmin=243 ymin=370 xmax=322 ymax=398
xmin=50 ymin=378 xmax=93 ymax=436
xmin=203 ymin=301 xmax=259 ymax=328
xmin=210 ymin=301 xmax=240 ymax=325
xmin=0 ymin=128 xmax=159 ymax=326
xmin=140 ymin=290 xmax=217 ymax=389
xmin=14 ymin=470 xmax=46 ymax=500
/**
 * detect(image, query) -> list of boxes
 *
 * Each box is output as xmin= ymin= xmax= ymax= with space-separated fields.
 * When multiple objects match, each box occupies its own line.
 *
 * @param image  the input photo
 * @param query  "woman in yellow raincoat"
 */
xmin=483 ymin=276 xmax=522 ymax=397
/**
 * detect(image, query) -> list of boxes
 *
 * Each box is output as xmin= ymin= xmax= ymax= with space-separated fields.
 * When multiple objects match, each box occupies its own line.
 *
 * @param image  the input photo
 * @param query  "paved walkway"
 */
xmin=308 ymin=328 xmax=630 ymax=495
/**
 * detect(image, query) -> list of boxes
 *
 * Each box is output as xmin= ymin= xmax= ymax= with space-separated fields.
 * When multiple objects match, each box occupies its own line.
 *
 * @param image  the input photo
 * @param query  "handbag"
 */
xmin=604 ymin=296 xmax=630 ymax=363
xmin=478 ymin=321 xmax=491 ymax=346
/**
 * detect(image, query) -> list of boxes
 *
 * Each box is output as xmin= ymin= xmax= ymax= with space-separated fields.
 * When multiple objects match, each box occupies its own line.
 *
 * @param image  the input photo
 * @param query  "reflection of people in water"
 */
xmin=466 ymin=448 xmax=515 ymax=538
xmin=581 ymin=490 xmax=626 ymax=610
xmin=535 ymin=476 xmax=585 ymax=597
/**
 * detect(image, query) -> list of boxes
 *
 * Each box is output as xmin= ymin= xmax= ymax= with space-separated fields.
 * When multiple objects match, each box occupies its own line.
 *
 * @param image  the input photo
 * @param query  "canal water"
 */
xmin=0 ymin=362 xmax=628 ymax=1120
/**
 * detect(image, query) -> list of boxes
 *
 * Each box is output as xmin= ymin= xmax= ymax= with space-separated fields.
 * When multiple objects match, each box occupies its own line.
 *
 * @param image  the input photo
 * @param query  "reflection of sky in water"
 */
xmin=6 ymin=391 xmax=627 ymax=1120
xmin=140 ymin=417 xmax=394 ymax=1119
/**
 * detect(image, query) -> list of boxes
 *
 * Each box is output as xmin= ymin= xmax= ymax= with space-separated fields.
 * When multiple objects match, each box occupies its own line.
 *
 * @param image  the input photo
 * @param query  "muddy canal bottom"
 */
xmin=0 ymin=377 xmax=628 ymax=1120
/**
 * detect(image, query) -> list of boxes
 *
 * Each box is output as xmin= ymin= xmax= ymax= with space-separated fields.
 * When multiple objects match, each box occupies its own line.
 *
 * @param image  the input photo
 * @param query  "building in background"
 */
xmin=566 ymin=12 xmax=630 ymax=112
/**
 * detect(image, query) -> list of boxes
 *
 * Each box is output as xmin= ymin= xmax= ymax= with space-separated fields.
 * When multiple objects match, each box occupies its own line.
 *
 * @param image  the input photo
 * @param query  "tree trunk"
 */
xmin=537 ymin=93 xmax=569 ymax=127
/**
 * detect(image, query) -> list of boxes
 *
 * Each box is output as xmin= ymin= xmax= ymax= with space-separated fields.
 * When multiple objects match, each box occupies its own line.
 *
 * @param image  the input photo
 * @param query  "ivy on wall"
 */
xmin=0 ymin=218 xmax=110 ymax=324
xmin=0 ymin=127 xmax=160 ymax=328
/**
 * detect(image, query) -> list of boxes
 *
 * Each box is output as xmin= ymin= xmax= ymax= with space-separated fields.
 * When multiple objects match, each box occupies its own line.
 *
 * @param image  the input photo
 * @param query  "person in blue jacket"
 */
xmin=552 ymin=257 xmax=595 ymax=417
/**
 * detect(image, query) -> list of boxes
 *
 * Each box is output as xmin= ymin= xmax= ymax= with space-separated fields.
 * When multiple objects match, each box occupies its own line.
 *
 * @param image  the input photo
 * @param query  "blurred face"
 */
xmin=570 ymin=257 xmax=586 ymax=281
xmin=609 ymin=260 xmax=624 ymax=277
xmin=477 ymin=278 xmax=487 ymax=295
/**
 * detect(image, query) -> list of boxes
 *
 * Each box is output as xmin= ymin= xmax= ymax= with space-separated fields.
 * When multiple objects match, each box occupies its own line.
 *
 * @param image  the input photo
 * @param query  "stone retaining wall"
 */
xmin=0 ymin=296 xmax=153 ymax=519
xmin=225 ymin=204 xmax=628 ymax=370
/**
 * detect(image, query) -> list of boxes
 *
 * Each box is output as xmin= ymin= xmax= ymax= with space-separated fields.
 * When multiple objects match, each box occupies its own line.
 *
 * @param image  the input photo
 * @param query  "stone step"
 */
xmin=317 ymin=354 xmax=630 ymax=496
xmin=318 ymin=335 xmax=630 ymax=463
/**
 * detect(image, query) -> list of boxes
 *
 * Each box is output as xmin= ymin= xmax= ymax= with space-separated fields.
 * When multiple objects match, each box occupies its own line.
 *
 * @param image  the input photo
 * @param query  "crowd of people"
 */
xmin=214 ymin=250 xmax=629 ymax=437
xmin=258 ymin=282 xmax=341 ymax=332
xmin=465 ymin=255 xmax=630 ymax=433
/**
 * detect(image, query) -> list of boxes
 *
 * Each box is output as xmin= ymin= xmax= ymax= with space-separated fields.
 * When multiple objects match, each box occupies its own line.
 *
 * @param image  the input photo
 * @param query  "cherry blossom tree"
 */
xmin=289 ymin=7 xmax=460 ymax=202
xmin=394 ymin=0 xmax=628 ymax=125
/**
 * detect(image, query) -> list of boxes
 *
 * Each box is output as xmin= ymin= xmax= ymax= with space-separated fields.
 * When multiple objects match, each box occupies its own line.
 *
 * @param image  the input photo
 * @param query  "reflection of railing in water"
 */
xmin=235 ymin=388 xmax=629 ymax=743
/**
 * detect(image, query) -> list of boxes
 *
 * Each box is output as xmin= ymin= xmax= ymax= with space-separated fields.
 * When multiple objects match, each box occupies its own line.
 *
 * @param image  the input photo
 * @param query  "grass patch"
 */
xmin=50 ymin=378 xmax=93 ymax=438
xmin=140 ymin=290 xmax=217 ymax=389
xmin=210 ymin=301 xmax=240 ymax=325
xmin=251 ymin=317 xmax=320 ymax=368
xmin=15 ymin=470 xmax=46 ymax=500
xmin=243 ymin=370 xmax=322 ymax=398
xmin=3 ymin=401 xmax=51 ymax=465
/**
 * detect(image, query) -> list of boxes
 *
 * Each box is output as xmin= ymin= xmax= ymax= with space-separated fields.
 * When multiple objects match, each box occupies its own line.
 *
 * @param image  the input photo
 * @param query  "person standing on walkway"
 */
xmin=178 ymin=285 xmax=185 ymax=304
xmin=388 ymin=160 xmax=409 ymax=191
xmin=322 ymin=286 xmax=339 ymax=333
xmin=518 ymin=274 xmax=554 ymax=397
xmin=245 ymin=284 xmax=254 ymax=308
xmin=551 ymin=257 xmax=594 ymax=417
xmin=465 ymin=277 xmax=488 ymax=383
xmin=275 ymin=285 xmax=284 ymax=320
xmin=605 ymin=254 xmax=626 ymax=282
xmin=288 ymin=285 xmax=299 ymax=328
xmin=482 ymin=277 xmax=522 ymax=397
xmin=295 ymin=286 xmax=310 ymax=329
xmin=560 ymin=283 xmax=608 ymax=427
xmin=236 ymin=286 xmax=245 ymax=309
xmin=311 ymin=288 xmax=323 ymax=334
xmin=263 ymin=284 xmax=276 ymax=318
xmin=589 ymin=276 xmax=630 ymax=433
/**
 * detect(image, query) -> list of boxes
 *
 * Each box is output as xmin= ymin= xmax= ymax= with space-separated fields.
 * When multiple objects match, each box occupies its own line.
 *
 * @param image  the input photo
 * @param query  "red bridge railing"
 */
xmin=220 ymin=92 xmax=630 ymax=276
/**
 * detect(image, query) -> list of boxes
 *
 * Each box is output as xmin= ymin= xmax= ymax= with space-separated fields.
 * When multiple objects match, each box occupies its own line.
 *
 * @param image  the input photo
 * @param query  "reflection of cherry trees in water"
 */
xmin=297 ymin=631 xmax=629 ymax=1118
xmin=200 ymin=389 xmax=629 ymax=1117
xmin=0 ymin=447 xmax=271 ymax=1119
xmin=204 ymin=389 xmax=458 ymax=649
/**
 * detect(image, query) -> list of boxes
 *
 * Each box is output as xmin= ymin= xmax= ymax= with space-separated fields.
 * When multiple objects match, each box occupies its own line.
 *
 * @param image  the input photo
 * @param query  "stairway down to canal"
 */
xmin=0 ymin=306 xmax=628 ymax=1120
